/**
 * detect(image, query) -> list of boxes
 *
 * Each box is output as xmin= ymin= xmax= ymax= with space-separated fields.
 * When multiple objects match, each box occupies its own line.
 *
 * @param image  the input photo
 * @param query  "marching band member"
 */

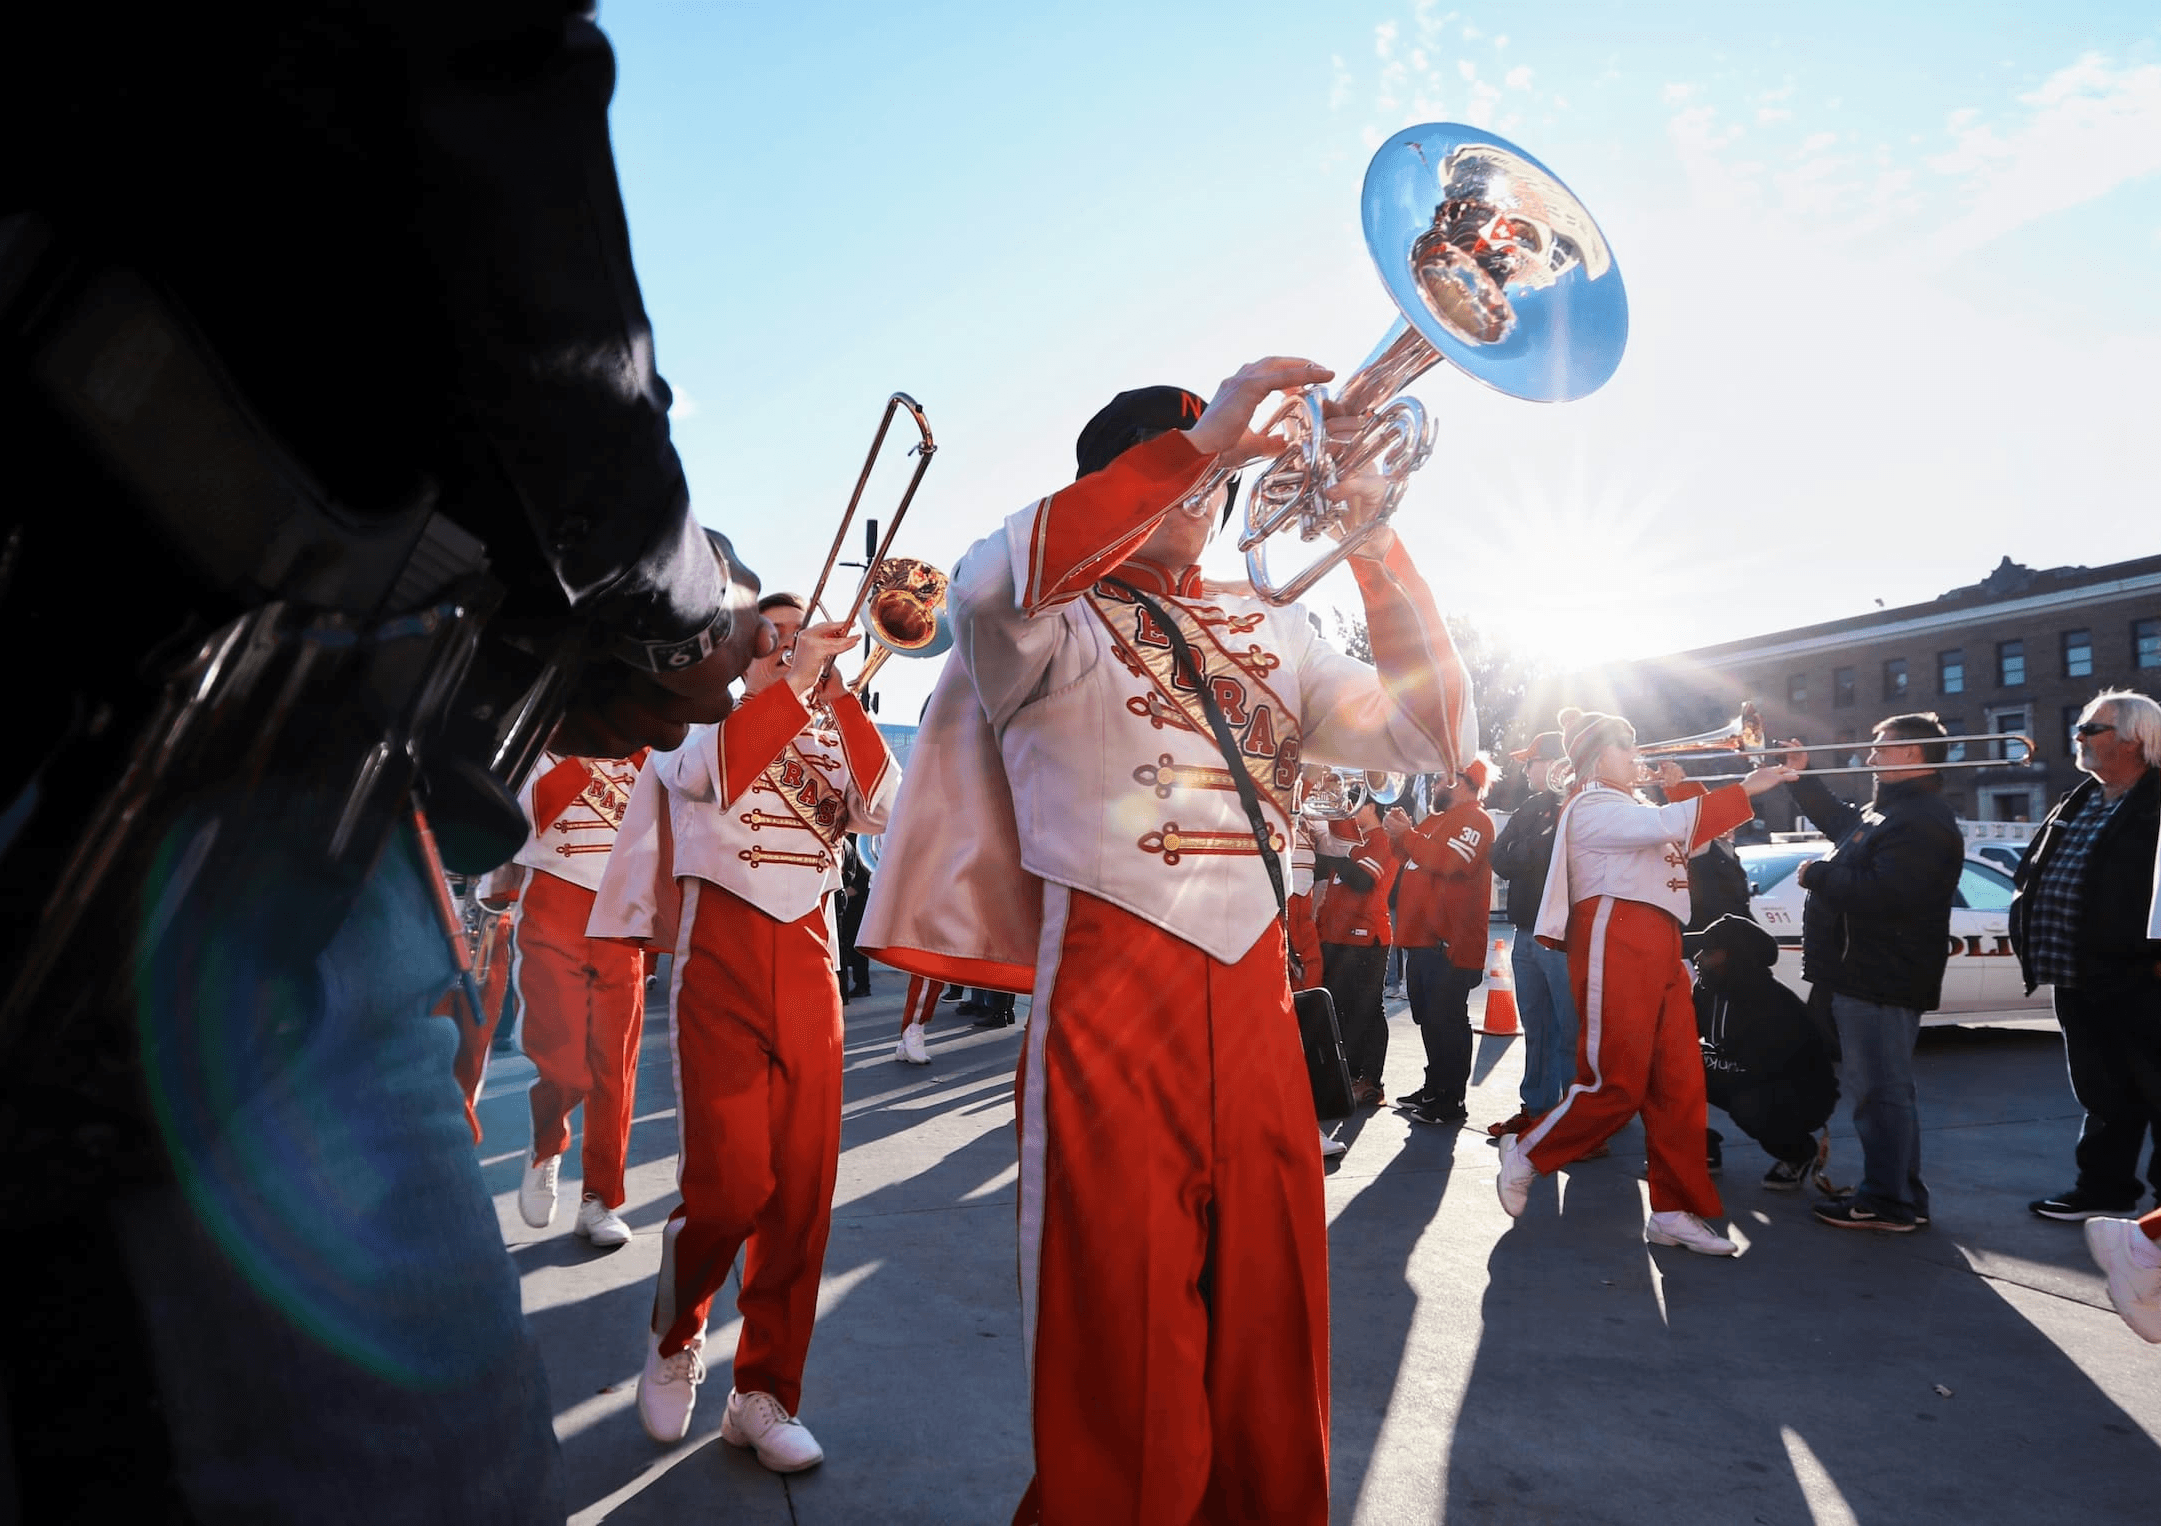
xmin=859 ymin=358 xmax=1476 ymax=1524
xmin=1495 ymin=708 xmax=1793 ymax=1256
xmin=591 ymin=594 xmax=896 ymax=1473
xmin=1316 ymin=800 xmax=1402 ymax=1108
xmin=509 ymin=748 xmax=651 ymax=1246
xmin=1385 ymin=756 xmax=1496 ymax=1126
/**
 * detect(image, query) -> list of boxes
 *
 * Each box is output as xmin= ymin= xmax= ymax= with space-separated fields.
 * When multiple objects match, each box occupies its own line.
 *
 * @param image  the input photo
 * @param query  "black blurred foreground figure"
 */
xmin=1694 ymin=915 xmax=1837 ymax=1186
xmin=0 ymin=6 xmax=764 ymax=1519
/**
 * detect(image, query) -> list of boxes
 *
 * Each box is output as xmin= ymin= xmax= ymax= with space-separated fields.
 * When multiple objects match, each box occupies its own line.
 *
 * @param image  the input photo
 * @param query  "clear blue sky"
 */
xmin=599 ymin=0 xmax=2159 ymax=716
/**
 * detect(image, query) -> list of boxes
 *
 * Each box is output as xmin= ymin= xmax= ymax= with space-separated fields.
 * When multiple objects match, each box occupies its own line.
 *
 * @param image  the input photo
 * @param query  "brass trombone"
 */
xmin=1680 ymin=733 xmax=2040 ymax=784
xmin=1636 ymin=702 xmax=2039 ymax=782
xmin=787 ymin=392 xmax=938 ymax=688
xmin=796 ymin=392 xmax=936 ymax=642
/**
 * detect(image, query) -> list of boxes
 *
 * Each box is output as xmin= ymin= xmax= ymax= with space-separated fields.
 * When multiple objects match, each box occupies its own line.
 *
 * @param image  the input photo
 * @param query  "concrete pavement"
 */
xmin=472 ymin=953 xmax=2161 ymax=1524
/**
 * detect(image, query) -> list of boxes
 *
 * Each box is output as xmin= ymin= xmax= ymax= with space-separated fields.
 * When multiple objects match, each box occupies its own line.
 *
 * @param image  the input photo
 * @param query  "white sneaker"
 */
xmin=1646 ymin=1209 xmax=1739 ymax=1256
xmin=575 ymin=1195 xmax=632 ymax=1248
xmin=721 ymin=1388 xmax=825 ymax=1473
xmin=1496 ymin=1133 xmax=1536 ymax=1218
xmin=518 ymin=1153 xmax=561 ymax=1229
xmin=895 ymin=1025 xmax=931 ymax=1066
xmin=637 ymin=1333 xmax=706 ymax=1443
xmin=1319 ymin=1128 xmax=1347 ymax=1159
xmin=2085 ymin=1217 xmax=2161 ymax=1342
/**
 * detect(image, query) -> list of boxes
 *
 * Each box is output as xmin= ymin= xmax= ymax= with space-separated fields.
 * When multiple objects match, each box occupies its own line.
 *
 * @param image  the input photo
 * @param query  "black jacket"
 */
xmin=9 ymin=3 xmax=725 ymax=648
xmin=1787 ymin=773 xmax=1964 ymax=1012
xmin=1490 ymin=789 xmax=1563 ymax=931
xmin=2009 ymin=767 xmax=2161 ymax=995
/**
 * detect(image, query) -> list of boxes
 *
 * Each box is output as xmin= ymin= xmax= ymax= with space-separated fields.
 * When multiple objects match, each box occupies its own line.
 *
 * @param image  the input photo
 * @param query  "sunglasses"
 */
xmin=2073 ymin=721 xmax=2116 ymax=739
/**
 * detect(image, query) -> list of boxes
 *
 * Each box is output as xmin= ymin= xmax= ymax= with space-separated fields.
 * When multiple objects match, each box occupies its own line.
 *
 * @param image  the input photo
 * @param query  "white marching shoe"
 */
xmin=637 ymin=1333 xmax=706 ymax=1443
xmin=575 ymin=1195 xmax=632 ymax=1248
xmin=895 ymin=1024 xmax=931 ymax=1066
xmin=518 ymin=1153 xmax=562 ymax=1229
xmin=1645 ymin=1210 xmax=1739 ymax=1256
xmin=1319 ymin=1128 xmax=1347 ymax=1160
xmin=1495 ymin=1134 xmax=1536 ymax=1218
xmin=2085 ymin=1217 xmax=2161 ymax=1342
xmin=721 ymin=1388 xmax=826 ymax=1473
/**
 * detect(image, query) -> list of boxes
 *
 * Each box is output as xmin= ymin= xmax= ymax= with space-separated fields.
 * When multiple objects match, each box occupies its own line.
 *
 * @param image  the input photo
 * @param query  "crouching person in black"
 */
xmin=1695 ymin=915 xmax=1838 ymax=1192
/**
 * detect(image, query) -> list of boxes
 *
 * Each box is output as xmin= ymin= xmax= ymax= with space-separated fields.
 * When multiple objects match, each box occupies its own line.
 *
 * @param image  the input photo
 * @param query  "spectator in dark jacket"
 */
xmin=2010 ymin=690 xmax=2161 ymax=1223
xmin=1489 ymin=731 xmax=1580 ymax=1129
xmin=1693 ymin=915 xmax=1837 ymax=1189
xmin=1779 ymin=713 xmax=1963 ymax=1233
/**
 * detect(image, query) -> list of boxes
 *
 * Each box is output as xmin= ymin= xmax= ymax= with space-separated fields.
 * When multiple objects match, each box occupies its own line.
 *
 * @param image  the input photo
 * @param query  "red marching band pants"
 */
xmin=1014 ymin=886 xmax=1330 ymax=1526
xmin=513 ymin=870 xmax=646 ymax=1209
xmin=1516 ymin=895 xmax=1723 ymax=1219
xmin=654 ymin=879 xmax=843 ymax=1415
xmin=899 ymin=972 xmax=941 ymax=1030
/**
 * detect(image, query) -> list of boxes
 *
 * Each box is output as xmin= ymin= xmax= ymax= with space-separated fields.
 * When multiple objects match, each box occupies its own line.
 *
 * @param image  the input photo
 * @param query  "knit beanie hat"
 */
xmin=1558 ymin=706 xmax=1634 ymax=784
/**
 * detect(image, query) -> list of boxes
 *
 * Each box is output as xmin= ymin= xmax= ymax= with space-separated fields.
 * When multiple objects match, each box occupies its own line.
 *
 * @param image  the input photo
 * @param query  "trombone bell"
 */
xmin=1636 ymin=702 xmax=1767 ymax=759
xmin=862 ymin=557 xmax=952 ymax=659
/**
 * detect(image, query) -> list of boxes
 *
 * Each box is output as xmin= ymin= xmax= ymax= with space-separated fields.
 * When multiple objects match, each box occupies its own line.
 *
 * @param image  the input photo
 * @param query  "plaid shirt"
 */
xmin=2025 ymin=789 xmax=2123 ymax=988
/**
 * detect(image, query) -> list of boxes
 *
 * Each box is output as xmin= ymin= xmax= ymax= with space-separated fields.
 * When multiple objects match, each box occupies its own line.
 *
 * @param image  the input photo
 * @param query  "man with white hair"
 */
xmin=2011 ymin=689 xmax=2161 ymax=1224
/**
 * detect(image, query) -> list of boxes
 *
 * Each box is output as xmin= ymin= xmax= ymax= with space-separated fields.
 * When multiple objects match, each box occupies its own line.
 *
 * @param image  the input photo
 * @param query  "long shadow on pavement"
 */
xmin=1432 ymin=1028 xmax=2161 ymax=1526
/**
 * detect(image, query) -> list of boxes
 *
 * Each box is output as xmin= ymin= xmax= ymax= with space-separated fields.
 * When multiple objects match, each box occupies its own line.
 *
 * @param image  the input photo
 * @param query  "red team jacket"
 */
xmin=1392 ymin=800 xmax=1496 ymax=969
xmin=1315 ymin=819 xmax=1399 ymax=947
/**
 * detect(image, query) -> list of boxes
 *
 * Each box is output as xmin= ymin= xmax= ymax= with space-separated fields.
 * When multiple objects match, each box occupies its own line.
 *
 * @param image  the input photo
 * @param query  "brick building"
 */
xmin=1545 ymin=554 xmax=2161 ymax=827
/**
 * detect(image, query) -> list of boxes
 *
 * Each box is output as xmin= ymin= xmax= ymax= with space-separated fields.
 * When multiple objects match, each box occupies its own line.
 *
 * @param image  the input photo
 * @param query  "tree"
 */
xmin=1330 ymin=610 xmax=1543 ymax=807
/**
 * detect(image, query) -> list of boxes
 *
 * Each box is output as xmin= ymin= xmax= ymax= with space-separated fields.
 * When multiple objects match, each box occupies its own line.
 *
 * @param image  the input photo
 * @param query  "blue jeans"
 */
xmin=1828 ymin=992 xmax=1927 ymax=1220
xmin=113 ymin=827 xmax=563 ymax=1521
xmin=1512 ymin=936 xmax=1579 ymax=1114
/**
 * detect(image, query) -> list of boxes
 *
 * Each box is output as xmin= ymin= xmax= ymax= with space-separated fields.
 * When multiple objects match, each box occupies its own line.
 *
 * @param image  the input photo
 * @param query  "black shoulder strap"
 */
xmin=1104 ymin=577 xmax=1300 ymax=979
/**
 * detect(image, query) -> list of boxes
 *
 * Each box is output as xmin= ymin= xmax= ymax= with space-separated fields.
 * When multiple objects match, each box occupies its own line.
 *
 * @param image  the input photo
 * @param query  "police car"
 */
xmin=1739 ymin=834 xmax=2050 ymax=1024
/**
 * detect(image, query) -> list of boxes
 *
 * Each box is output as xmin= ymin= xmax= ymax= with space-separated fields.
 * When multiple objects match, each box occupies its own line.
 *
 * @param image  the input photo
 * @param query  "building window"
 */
xmin=2062 ymin=628 xmax=2092 ymax=679
xmin=1938 ymin=649 xmax=1964 ymax=694
xmin=1942 ymin=717 xmax=1967 ymax=763
xmin=1834 ymin=667 xmax=1855 ymax=708
xmin=1882 ymin=657 xmax=1908 ymax=702
xmin=1989 ymin=704 xmax=2030 ymax=762
xmin=2137 ymin=618 xmax=2160 ymax=669
xmin=1788 ymin=673 xmax=1807 ymax=710
xmin=1998 ymin=640 xmax=2025 ymax=687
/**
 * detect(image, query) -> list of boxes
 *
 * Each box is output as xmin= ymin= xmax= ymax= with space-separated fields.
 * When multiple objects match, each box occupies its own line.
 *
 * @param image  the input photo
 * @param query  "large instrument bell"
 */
xmin=1240 ymin=123 xmax=1629 ymax=605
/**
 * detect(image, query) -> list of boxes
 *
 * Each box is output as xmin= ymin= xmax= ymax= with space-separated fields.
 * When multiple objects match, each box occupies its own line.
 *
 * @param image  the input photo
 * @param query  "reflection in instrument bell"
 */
xmin=1220 ymin=122 xmax=1628 ymax=606
xmin=846 ymin=557 xmax=951 ymax=697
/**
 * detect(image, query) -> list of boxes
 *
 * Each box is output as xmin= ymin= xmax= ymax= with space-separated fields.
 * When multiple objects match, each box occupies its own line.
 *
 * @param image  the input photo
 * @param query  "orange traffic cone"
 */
xmin=1479 ymin=937 xmax=1519 ymax=1036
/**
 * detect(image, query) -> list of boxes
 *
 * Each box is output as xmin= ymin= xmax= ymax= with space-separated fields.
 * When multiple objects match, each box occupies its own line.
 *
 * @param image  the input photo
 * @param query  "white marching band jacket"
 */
xmin=514 ymin=751 xmax=647 ymax=893
xmin=1531 ymin=778 xmax=1755 ymax=945
xmin=860 ymin=429 xmax=1478 ymax=986
xmin=588 ymin=684 xmax=897 ymax=945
